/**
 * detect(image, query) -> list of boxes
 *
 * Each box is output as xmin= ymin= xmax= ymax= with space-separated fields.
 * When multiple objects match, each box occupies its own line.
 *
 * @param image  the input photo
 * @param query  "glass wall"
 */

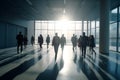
xmin=35 ymin=20 xmax=100 ymax=48
xmin=109 ymin=23 xmax=117 ymax=51
xmin=119 ymin=7 xmax=120 ymax=52
xmin=35 ymin=21 xmax=84 ymax=44
xmin=96 ymin=21 xmax=99 ymax=47
xmin=110 ymin=8 xmax=117 ymax=51
xmin=110 ymin=6 xmax=120 ymax=52
xmin=91 ymin=21 xmax=95 ymax=37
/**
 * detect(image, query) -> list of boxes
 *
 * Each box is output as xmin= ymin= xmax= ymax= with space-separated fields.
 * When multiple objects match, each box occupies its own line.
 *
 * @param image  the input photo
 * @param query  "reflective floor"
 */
xmin=0 ymin=45 xmax=120 ymax=80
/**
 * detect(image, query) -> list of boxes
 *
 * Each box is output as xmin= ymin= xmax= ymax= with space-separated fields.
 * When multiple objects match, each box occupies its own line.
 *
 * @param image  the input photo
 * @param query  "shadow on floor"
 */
xmin=36 ymin=56 xmax=64 ymax=80
xmin=0 ymin=55 xmax=42 ymax=80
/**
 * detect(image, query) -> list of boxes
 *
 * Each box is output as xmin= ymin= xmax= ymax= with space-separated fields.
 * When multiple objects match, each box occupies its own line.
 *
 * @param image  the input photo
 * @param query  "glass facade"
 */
xmin=33 ymin=6 xmax=119 ymax=52
xmin=35 ymin=20 xmax=99 ymax=45
xmin=109 ymin=23 xmax=117 ymax=51
xmin=110 ymin=6 xmax=120 ymax=52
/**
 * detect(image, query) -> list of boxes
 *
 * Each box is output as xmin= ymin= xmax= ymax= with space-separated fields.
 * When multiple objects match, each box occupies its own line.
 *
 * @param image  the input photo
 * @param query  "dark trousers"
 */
xmin=47 ymin=43 xmax=49 ymax=48
xmin=39 ymin=43 xmax=42 ymax=48
xmin=82 ymin=46 xmax=86 ymax=58
xmin=54 ymin=45 xmax=59 ymax=61
xmin=61 ymin=45 xmax=64 ymax=52
xmin=17 ymin=43 xmax=23 ymax=53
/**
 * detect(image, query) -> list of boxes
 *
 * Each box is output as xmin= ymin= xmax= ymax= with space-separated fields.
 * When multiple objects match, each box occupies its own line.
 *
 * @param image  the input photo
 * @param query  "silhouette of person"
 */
xmin=16 ymin=32 xmax=23 ymax=53
xmin=23 ymin=35 xmax=28 ymax=49
xmin=89 ymin=35 xmax=96 ymax=56
xmin=60 ymin=34 xmax=66 ymax=52
xmin=46 ymin=34 xmax=50 ymax=49
xmin=71 ymin=34 xmax=77 ymax=51
xmin=81 ymin=32 xmax=88 ymax=58
xmin=52 ymin=33 xmax=60 ymax=61
xmin=31 ymin=36 xmax=35 ymax=46
xmin=78 ymin=35 xmax=82 ymax=54
xmin=38 ymin=34 xmax=43 ymax=49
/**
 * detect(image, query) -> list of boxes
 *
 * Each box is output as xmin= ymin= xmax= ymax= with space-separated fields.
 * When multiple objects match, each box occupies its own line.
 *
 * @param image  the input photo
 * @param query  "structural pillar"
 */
xmin=90 ymin=21 xmax=91 ymax=35
xmin=82 ymin=20 xmax=84 ymax=33
xmin=99 ymin=0 xmax=110 ymax=54
xmin=87 ymin=21 xmax=88 ymax=36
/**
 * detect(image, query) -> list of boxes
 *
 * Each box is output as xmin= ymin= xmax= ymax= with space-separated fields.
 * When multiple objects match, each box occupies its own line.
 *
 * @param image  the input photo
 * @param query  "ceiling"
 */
xmin=0 ymin=0 xmax=119 ymax=21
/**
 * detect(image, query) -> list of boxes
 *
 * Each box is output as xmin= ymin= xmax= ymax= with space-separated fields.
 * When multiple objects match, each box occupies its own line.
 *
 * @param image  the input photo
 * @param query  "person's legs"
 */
xmin=17 ymin=44 xmax=19 ymax=53
xmin=84 ymin=47 xmax=86 ymax=58
xmin=73 ymin=46 xmax=74 ymax=51
xmin=81 ymin=47 xmax=84 ymax=56
xmin=20 ymin=44 xmax=23 ymax=53
xmin=92 ymin=48 xmax=96 ymax=56
xmin=54 ymin=46 xmax=58 ymax=61
xmin=47 ymin=43 xmax=48 ymax=49
xmin=40 ymin=43 xmax=42 ymax=48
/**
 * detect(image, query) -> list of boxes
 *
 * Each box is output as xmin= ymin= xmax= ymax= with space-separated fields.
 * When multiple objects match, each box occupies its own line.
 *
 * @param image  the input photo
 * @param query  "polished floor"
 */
xmin=0 ymin=45 xmax=120 ymax=80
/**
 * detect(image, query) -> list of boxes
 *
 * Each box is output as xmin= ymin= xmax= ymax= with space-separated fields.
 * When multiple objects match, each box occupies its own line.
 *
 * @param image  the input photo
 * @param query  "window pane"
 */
xmin=91 ymin=29 xmax=95 ymax=36
xmin=119 ymin=22 xmax=120 ymax=52
xmin=119 ymin=7 xmax=120 ymax=21
xmin=35 ymin=22 xmax=41 ymax=29
xmin=48 ymin=21 xmax=54 ymax=30
xmin=84 ymin=21 xmax=87 ymax=31
xmin=96 ymin=27 xmax=99 ymax=46
xmin=109 ymin=23 xmax=117 ymax=51
xmin=110 ymin=8 xmax=117 ymax=23
xmin=76 ymin=21 xmax=82 ymax=30
xmin=41 ymin=22 xmax=47 ymax=29
xmin=96 ymin=21 xmax=99 ymax=28
xmin=91 ymin=21 xmax=95 ymax=28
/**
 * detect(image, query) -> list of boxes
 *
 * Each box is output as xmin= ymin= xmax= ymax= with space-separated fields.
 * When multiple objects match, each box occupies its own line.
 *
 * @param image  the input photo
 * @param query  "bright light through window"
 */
xmin=35 ymin=20 xmax=83 ymax=44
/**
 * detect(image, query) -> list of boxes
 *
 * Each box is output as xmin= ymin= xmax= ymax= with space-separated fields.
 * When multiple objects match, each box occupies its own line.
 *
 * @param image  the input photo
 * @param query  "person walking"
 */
xmin=89 ymin=35 xmax=96 ymax=56
xmin=81 ymin=32 xmax=88 ymax=58
xmin=71 ymin=34 xmax=77 ymax=51
xmin=38 ymin=34 xmax=43 ymax=49
xmin=16 ymin=32 xmax=24 ymax=54
xmin=46 ymin=34 xmax=50 ymax=49
xmin=78 ymin=35 xmax=82 ymax=54
xmin=31 ymin=36 xmax=35 ymax=46
xmin=60 ymin=34 xmax=66 ymax=52
xmin=52 ymin=33 xmax=60 ymax=62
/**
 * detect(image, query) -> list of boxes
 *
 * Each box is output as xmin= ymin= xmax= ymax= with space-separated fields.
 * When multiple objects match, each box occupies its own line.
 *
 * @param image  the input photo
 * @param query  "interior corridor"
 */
xmin=0 ymin=45 xmax=120 ymax=80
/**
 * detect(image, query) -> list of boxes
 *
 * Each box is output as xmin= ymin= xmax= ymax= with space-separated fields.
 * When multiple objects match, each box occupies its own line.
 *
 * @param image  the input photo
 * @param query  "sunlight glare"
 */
xmin=59 ymin=15 xmax=69 ymax=21
xmin=57 ymin=15 xmax=70 ymax=34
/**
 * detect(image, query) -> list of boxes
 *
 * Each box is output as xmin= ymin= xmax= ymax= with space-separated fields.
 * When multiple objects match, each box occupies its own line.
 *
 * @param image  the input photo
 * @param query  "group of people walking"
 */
xmin=37 ymin=33 xmax=66 ymax=62
xmin=16 ymin=32 xmax=35 ymax=54
xmin=77 ymin=32 xmax=96 ymax=58
xmin=16 ymin=31 xmax=96 ymax=61
xmin=71 ymin=32 xmax=96 ymax=58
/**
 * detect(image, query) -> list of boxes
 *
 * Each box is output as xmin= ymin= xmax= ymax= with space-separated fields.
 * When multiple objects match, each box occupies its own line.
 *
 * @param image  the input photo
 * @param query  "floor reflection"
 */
xmin=36 ymin=55 xmax=64 ymax=80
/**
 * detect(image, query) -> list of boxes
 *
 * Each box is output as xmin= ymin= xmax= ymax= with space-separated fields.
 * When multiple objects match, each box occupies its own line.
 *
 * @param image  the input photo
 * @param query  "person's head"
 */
xmin=80 ymin=35 xmax=82 ymax=37
xmin=19 ymin=32 xmax=22 ymax=34
xmin=62 ymin=34 xmax=64 ymax=37
xmin=91 ymin=35 xmax=94 ymax=38
xmin=40 ymin=34 xmax=42 ymax=37
xmin=55 ymin=33 xmax=58 ymax=36
xmin=83 ymin=32 xmax=85 ymax=36
xmin=73 ymin=34 xmax=75 ymax=36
